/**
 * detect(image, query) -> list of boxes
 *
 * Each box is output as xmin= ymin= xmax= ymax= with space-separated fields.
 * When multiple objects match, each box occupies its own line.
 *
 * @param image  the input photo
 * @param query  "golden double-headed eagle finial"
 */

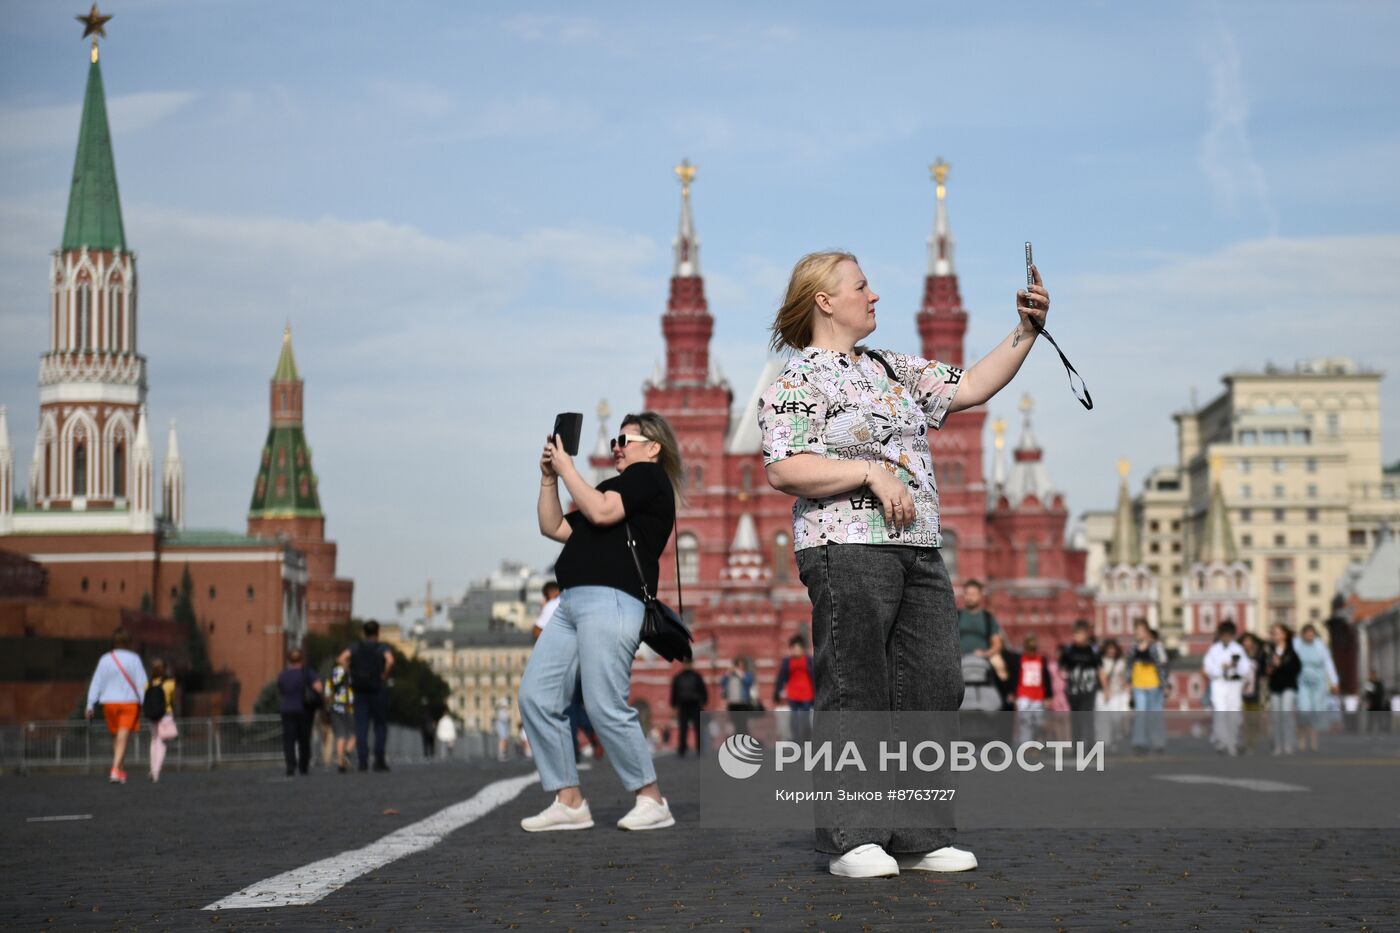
xmin=930 ymin=158 xmax=950 ymax=196
xmin=674 ymin=159 xmax=697 ymax=196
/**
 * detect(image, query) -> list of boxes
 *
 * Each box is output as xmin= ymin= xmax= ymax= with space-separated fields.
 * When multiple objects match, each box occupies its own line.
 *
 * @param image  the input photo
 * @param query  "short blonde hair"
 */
xmin=769 ymin=251 xmax=858 ymax=352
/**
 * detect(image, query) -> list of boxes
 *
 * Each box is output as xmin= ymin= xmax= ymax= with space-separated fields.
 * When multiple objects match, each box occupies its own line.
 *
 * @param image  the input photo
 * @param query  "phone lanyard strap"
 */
xmin=1028 ymin=320 xmax=1093 ymax=411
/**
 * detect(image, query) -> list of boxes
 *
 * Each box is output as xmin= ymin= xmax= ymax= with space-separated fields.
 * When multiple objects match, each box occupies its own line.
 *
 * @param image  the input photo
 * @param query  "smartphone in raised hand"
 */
xmin=551 ymin=412 xmax=583 ymax=456
xmin=1025 ymin=241 xmax=1034 ymax=288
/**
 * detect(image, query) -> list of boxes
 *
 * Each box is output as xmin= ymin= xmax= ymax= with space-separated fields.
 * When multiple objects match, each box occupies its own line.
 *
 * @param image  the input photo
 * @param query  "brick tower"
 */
xmin=246 ymin=328 xmax=353 ymax=632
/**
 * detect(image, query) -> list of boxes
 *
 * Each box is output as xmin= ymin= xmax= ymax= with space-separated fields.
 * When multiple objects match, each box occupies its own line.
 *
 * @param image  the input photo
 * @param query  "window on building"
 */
xmin=1308 ymin=557 xmax=1320 ymax=571
xmin=1149 ymin=542 xmax=1160 ymax=554
xmin=1240 ymin=509 xmax=1252 ymax=523
xmin=1306 ymin=533 xmax=1318 ymax=547
xmin=1310 ymin=608 xmax=1321 ymax=621
xmin=81 ymin=577 xmax=89 ymax=592
xmin=209 ymin=585 xmax=217 ymax=600
xmin=1326 ymin=414 xmax=1339 ymax=436
xmin=1273 ymin=458 xmax=1285 ymax=473
xmin=1274 ymin=533 xmax=1286 ymax=547
xmin=1238 ymin=459 xmax=1251 ymax=474
xmin=1026 ymin=541 xmax=1039 ymax=577
xmin=1308 ymin=582 xmax=1320 ymax=596
xmin=740 ymin=464 xmax=753 ymax=494
xmin=73 ymin=441 xmax=87 ymax=497
xmin=1268 ymin=557 xmax=1292 ymax=574
xmin=693 ymin=465 xmax=704 ymax=488
xmin=1307 ymin=484 xmax=1318 ymax=498
xmin=1263 ymin=429 xmax=1288 ymax=445
xmin=678 ymin=533 xmax=700 ymax=585
xmin=1292 ymin=429 xmax=1311 ymax=444
xmin=1171 ymin=542 xmax=1181 ymax=553
xmin=1171 ymin=520 xmax=1181 ymax=531
xmin=773 ymin=533 xmax=790 ymax=582
xmin=1241 ymin=533 xmax=1253 ymax=547
xmin=1274 ymin=509 xmax=1286 ymax=522
xmin=1150 ymin=520 xmax=1160 ymax=532
xmin=1306 ymin=458 xmax=1317 ymax=473
xmin=1350 ymin=530 xmax=1367 ymax=547
xmin=1239 ymin=430 xmax=1257 ymax=446
xmin=941 ymin=529 xmax=958 ymax=582
xmin=247 ymin=585 xmax=255 ymax=600
xmin=1240 ymin=484 xmax=1251 ymax=500
xmin=1306 ymin=508 xmax=1319 ymax=522
xmin=1273 ymin=484 xmax=1285 ymax=499
xmin=113 ymin=441 xmax=125 ymax=498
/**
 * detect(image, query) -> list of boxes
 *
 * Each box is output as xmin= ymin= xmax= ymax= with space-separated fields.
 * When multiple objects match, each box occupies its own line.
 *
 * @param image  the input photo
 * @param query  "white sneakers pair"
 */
xmin=520 ymin=795 xmax=675 ymax=833
xmin=828 ymin=844 xmax=978 ymax=878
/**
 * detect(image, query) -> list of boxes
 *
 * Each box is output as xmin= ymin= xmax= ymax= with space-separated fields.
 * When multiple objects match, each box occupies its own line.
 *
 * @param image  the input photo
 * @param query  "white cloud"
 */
xmin=1197 ymin=22 xmax=1277 ymax=232
xmin=0 ymin=91 xmax=197 ymax=153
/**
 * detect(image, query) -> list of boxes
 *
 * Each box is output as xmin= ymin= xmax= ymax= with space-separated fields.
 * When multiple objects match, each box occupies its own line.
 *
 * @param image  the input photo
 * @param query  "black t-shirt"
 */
xmin=554 ymin=462 xmax=676 ymax=601
xmin=1059 ymin=643 xmax=1101 ymax=696
xmin=350 ymin=641 xmax=392 ymax=692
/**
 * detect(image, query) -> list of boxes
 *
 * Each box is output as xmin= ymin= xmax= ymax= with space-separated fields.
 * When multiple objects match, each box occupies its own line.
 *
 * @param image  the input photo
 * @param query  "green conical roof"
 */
xmin=248 ymin=425 xmax=322 ymax=518
xmin=1108 ymin=476 xmax=1140 ymax=566
xmin=274 ymin=327 xmax=300 ymax=381
xmin=62 ymin=58 xmax=126 ymax=252
xmin=1197 ymin=481 xmax=1239 ymax=564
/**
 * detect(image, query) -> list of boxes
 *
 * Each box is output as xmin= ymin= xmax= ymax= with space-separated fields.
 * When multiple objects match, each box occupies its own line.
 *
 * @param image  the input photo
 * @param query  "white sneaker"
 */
xmin=829 ymin=844 xmax=899 ymax=878
xmin=896 ymin=845 xmax=978 ymax=872
xmin=616 ymin=795 xmax=675 ymax=831
xmin=521 ymin=798 xmax=594 ymax=832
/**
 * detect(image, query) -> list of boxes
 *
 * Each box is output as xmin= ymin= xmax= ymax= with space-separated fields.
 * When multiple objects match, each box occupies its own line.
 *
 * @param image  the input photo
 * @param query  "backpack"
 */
xmin=143 ymin=680 xmax=167 ymax=723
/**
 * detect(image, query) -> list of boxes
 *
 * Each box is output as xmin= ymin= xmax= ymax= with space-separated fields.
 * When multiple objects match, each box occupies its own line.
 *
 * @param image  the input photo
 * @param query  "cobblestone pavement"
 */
xmin=4 ymin=754 xmax=1397 ymax=932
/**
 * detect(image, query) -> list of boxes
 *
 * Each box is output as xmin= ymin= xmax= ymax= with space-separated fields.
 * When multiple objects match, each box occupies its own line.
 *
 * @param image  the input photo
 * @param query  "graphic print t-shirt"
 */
xmin=757 ymin=347 xmax=962 ymax=550
xmin=553 ymin=462 xmax=676 ymax=601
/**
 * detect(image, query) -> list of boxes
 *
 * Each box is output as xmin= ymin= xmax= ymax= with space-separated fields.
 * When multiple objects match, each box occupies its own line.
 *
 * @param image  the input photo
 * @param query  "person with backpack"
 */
xmin=143 ymin=658 xmax=178 ymax=783
xmin=85 ymin=627 xmax=148 ymax=784
xmin=669 ymin=659 xmax=709 ymax=758
xmin=1058 ymin=621 xmax=1100 ymax=745
xmin=1129 ymin=621 xmax=1169 ymax=754
xmin=957 ymin=580 xmax=1002 ymax=657
xmin=327 ymin=658 xmax=356 ymax=772
xmin=338 ymin=620 xmax=395 ymax=772
xmin=277 ymin=648 xmax=323 ymax=777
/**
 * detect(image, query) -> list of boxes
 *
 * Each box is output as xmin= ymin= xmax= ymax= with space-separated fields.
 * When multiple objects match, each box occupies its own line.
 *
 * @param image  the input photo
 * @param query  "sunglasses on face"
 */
xmin=610 ymin=433 xmax=651 ymax=451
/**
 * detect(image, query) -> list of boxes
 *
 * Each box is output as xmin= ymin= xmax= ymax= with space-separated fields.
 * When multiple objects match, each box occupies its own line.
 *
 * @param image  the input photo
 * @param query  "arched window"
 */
xmin=113 ymin=440 xmax=126 ymax=499
xmin=941 ymin=528 xmax=958 ymax=582
xmin=693 ymin=465 xmax=704 ymax=488
xmin=77 ymin=283 xmax=92 ymax=350
xmin=773 ymin=532 xmax=790 ymax=582
xmin=740 ymin=463 xmax=753 ymax=494
xmin=678 ymin=533 xmax=699 ymax=585
xmin=1025 ymin=541 xmax=1039 ymax=577
xmin=73 ymin=440 xmax=87 ymax=497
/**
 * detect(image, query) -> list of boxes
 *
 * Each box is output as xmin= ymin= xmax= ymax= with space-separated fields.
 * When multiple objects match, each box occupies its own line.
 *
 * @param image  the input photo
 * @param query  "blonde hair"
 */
xmin=769 ymin=251 xmax=858 ymax=352
xmin=621 ymin=411 xmax=687 ymax=507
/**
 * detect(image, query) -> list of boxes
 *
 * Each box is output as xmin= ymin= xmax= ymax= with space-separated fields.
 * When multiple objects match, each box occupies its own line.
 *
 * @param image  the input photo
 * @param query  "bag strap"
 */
xmin=623 ymin=519 xmax=683 ymax=614
xmin=110 ymin=651 xmax=140 ymax=703
xmin=1025 ymin=319 xmax=1093 ymax=410
xmin=863 ymin=349 xmax=899 ymax=384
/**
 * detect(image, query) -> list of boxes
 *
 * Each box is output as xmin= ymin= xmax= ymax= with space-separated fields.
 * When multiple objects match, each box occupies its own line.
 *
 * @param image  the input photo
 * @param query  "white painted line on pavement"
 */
xmin=1155 ymin=774 xmax=1308 ymax=793
xmin=204 ymin=772 xmax=539 ymax=910
xmin=26 ymin=814 xmax=93 ymax=822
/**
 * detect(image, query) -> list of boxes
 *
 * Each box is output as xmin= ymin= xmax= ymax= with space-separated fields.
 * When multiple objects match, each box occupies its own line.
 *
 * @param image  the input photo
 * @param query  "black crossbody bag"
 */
xmin=624 ymin=520 xmax=694 ymax=663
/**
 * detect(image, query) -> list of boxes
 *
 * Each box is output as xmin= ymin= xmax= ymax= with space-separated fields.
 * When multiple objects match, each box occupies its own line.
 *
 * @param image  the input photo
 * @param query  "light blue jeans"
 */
xmin=518 ymin=586 xmax=655 ymax=794
xmin=1131 ymin=687 xmax=1165 ymax=750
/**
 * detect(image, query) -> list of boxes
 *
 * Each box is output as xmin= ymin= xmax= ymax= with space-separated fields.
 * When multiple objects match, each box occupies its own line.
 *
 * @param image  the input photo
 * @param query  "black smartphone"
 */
xmin=1025 ymin=241 xmax=1034 ymax=287
xmin=551 ymin=412 xmax=583 ymax=456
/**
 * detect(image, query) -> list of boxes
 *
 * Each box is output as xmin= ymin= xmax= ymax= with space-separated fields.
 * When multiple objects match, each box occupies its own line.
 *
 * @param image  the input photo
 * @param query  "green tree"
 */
xmin=174 ymin=564 xmax=211 ymax=689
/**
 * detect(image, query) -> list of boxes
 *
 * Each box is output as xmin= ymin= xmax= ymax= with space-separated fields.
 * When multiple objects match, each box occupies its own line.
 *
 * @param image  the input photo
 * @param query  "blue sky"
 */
xmin=2 ymin=1 xmax=1398 ymax=619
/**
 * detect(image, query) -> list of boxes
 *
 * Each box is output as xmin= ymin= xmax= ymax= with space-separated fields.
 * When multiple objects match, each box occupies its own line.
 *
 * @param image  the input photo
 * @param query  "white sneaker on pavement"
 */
xmin=521 ymin=798 xmax=594 ymax=832
xmin=828 ymin=844 xmax=900 ymax=878
xmin=896 ymin=845 xmax=978 ymax=872
xmin=616 ymin=795 xmax=675 ymax=830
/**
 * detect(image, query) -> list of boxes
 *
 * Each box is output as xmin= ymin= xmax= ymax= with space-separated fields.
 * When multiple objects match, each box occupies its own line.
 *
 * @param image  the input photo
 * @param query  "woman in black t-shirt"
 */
xmin=518 ymin=411 xmax=684 ymax=833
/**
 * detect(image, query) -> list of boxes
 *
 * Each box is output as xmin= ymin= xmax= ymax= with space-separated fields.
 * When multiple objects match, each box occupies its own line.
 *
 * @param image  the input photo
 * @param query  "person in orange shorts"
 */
xmin=85 ymin=628 xmax=148 ymax=784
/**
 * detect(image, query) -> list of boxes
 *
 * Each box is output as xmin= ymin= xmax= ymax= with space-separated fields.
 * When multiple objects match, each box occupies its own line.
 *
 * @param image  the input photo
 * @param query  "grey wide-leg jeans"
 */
xmin=797 ymin=543 xmax=964 ymax=855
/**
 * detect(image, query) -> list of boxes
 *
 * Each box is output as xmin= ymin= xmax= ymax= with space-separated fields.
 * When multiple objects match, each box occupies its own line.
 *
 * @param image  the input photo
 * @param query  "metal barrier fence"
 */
xmin=1 ymin=716 xmax=496 ymax=774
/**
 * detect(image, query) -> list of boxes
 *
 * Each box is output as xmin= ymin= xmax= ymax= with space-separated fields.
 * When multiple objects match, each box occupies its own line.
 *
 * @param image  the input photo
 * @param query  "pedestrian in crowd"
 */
xmin=521 ymin=410 xmax=684 ymax=832
xmin=759 ymin=250 xmax=1047 ymax=878
xmin=957 ymin=580 xmax=1002 ymax=657
xmin=1128 ymin=621 xmax=1169 ymax=754
xmin=1058 ymin=621 xmax=1100 ymax=746
xmin=420 ymin=706 xmax=438 ymax=760
xmin=316 ymin=702 xmax=335 ymax=769
xmin=669 ymin=659 xmax=709 ymax=758
xmin=338 ymin=620 xmax=394 ymax=772
xmin=1239 ymin=632 xmax=1267 ymax=751
xmin=494 ymin=698 xmax=513 ymax=761
xmin=436 ymin=711 xmax=458 ymax=758
xmin=774 ymin=636 xmax=816 ymax=744
xmin=1095 ymin=639 xmax=1130 ymax=749
xmin=277 ymin=649 xmax=322 ymax=777
xmin=986 ymin=632 xmax=1017 ymax=712
xmin=327 ymin=657 xmax=356 ymax=773
xmin=1203 ymin=621 xmax=1252 ymax=756
xmin=1014 ymin=635 xmax=1052 ymax=745
xmin=85 ymin=627 xmax=147 ymax=785
xmin=143 ymin=658 xmax=177 ymax=783
xmin=531 ymin=581 xmax=561 ymax=640
xmin=1293 ymin=623 xmax=1339 ymax=751
xmin=1266 ymin=623 xmax=1301 ymax=755
xmin=721 ymin=657 xmax=759 ymax=734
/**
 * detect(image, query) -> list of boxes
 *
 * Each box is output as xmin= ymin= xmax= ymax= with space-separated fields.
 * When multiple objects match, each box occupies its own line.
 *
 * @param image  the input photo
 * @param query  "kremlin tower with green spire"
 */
xmin=247 ymin=328 xmax=354 ymax=633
